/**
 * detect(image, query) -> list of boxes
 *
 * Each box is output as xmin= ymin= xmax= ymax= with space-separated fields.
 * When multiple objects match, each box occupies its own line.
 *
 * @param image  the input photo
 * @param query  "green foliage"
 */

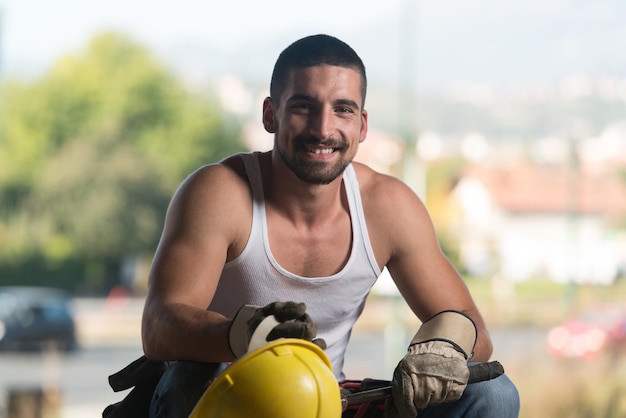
xmin=0 ymin=32 xmax=245 ymax=286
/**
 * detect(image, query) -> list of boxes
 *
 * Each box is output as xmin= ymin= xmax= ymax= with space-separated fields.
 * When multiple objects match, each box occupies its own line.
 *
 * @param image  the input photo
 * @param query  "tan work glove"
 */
xmin=228 ymin=301 xmax=326 ymax=358
xmin=389 ymin=311 xmax=477 ymax=418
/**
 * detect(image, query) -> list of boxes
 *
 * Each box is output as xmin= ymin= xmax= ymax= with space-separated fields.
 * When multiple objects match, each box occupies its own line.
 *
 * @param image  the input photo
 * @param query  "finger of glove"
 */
xmin=392 ymin=364 xmax=418 ymax=418
xmin=250 ymin=302 xmax=307 ymax=326
xmin=266 ymin=320 xmax=317 ymax=341
xmin=247 ymin=302 xmax=307 ymax=333
xmin=401 ymin=352 xmax=470 ymax=385
xmin=410 ymin=375 xmax=466 ymax=409
xmin=312 ymin=338 xmax=327 ymax=350
xmin=261 ymin=301 xmax=307 ymax=321
xmin=395 ymin=355 xmax=468 ymax=410
xmin=384 ymin=396 xmax=404 ymax=418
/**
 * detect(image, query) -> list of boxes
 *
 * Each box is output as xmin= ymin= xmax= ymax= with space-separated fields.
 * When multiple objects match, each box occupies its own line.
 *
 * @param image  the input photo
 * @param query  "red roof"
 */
xmin=461 ymin=163 xmax=626 ymax=219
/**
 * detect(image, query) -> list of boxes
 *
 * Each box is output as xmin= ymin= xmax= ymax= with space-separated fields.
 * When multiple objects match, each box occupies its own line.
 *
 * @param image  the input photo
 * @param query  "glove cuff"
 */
xmin=409 ymin=311 xmax=477 ymax=359
xmin=228 ymin=304 xmax=260 ymax=358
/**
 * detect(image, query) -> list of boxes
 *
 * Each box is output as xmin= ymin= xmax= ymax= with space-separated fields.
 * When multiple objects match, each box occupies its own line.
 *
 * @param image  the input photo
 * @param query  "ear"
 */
xmin=262 ymin=97 xmax=276 ymax=133
xmin=359 ymin=109 xmax=369 ymax=143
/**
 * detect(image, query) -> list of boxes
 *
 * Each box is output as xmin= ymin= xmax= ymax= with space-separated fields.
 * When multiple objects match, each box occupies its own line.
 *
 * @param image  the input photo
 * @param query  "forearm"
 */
xmin=142 ymin=302 xmax=234 ymax=363
xmin=472 ymin=327 xmax=493 ymax=362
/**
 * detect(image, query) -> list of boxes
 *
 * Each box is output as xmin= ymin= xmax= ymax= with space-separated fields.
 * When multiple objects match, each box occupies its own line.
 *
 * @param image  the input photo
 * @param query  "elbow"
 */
xmin=142 ymin=340 xmax=159 ymax=361
xmin=141 ymin=317 xmax=164 ymax=360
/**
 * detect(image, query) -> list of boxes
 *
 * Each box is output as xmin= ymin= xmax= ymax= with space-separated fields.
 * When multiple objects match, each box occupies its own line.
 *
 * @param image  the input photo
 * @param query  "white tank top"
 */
xmin=208 ymin=152 xmax=382 ymax=380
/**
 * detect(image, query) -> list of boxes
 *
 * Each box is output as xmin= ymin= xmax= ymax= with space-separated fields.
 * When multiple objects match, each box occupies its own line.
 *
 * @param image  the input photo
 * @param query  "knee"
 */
xmin=150 ymin=361 xmax=228 ymax=418
xmin=464 ymin=374 xmax=520 ymax=417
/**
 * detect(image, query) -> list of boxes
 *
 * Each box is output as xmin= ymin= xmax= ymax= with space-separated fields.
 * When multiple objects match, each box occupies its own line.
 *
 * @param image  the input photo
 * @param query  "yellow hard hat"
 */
xmin=189 ymin=338 xmax=341 ymax=418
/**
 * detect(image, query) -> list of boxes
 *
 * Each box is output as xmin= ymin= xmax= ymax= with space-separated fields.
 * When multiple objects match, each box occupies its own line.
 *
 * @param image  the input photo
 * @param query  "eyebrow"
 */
xmin=286 ymin=94 xmax=360 ymax=110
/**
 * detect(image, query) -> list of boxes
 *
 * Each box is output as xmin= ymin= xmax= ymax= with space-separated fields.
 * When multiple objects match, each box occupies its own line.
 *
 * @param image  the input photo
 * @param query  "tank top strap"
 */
xmin=343 ymin=164 xmax=382 ymax=278
xmin=240 ymin=152 xmax=264 ymax=203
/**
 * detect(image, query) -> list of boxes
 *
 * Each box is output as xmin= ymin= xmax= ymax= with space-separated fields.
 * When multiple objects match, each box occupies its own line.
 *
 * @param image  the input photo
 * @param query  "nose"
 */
xmin=309 ymin=107 xmax=336 ymax=140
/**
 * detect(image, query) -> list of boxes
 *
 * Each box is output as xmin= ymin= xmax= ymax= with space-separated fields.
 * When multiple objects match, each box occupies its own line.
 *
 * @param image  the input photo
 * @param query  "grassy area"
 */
xmin=465 ymin=277 xmax=626 ymax=417
xmin=508 ymin=349 xmax=626 ymax=417
xmin=466 ymin=276 xmax=626 ymax=328
xmin=363 ymin=278 xmax=626 ymax=417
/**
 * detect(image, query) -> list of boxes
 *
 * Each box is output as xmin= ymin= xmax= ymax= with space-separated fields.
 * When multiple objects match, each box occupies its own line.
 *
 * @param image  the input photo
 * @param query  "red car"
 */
xmin=547 ymin=306 xmax=626 ymax=359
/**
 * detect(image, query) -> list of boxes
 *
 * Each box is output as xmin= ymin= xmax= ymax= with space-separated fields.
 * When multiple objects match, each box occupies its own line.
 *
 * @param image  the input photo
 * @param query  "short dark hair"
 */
xmin=270 ymin=34 xmax=367 ymax=106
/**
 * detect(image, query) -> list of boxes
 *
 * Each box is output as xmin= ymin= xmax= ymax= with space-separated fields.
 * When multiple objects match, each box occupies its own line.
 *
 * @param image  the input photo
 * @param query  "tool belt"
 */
xmin=102 ymin=356 xmax=167 ymax=418
xmin=340 ymin=379 xmax=389 ymax=418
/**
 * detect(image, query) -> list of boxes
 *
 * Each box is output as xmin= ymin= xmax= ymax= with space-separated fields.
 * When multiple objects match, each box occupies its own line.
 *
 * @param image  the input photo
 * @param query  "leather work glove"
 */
xmin=228 ymin=301 xmax=326 ymax=358
xmin=388 ymin=311 xmax=477 ymax=418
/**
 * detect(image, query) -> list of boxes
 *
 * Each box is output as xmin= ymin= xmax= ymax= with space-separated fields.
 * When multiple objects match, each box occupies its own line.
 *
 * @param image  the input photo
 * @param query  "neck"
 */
xmin=264 ymin=150 xmax=347 ymax=227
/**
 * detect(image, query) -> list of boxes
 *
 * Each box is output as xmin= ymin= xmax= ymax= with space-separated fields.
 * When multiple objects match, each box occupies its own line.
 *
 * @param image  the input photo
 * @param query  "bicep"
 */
xmin=145 ymin=167 xmax=245 ymax=312
xmin=147 ymin=230 xmax=227 ymax=311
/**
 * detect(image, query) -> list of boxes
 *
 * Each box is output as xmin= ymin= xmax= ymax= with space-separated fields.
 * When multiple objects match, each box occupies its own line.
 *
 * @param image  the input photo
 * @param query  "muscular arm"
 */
xmin=141 ymin=161 xmax=249 ymax=363
xmin=363 ymin=169 xmax=492 ymax=361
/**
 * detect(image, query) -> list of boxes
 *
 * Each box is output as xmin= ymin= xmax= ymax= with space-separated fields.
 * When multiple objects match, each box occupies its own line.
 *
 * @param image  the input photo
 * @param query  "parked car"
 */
xmin=0 ymin=286 xmax=78 ymax=352
xmin=547 ymin=305 xmax=626 ymax=360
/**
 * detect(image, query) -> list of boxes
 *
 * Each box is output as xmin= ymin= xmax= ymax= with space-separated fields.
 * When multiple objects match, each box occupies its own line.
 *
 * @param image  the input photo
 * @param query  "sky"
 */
xmin=1 ymin=0 xmax=625 ymax=89
xmin=0 ymin=1 xmax=387 ymax=68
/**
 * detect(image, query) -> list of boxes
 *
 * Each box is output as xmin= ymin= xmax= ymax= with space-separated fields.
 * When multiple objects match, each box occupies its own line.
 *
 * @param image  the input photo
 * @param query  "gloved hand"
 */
xmin=228 ymin=301 xmax=326 ymax=358
xmin=389 ymin=311 xmax=477 ymax=418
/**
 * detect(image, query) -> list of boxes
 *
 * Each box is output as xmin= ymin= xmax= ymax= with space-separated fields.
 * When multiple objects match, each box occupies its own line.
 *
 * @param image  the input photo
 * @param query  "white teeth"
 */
xmin=307 ymin=147 xmax=333 ymax=154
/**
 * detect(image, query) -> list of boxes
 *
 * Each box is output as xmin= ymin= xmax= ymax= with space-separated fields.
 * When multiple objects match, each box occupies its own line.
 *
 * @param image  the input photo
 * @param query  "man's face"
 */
xmin=263 ymin=65 xmax=368 ymax=185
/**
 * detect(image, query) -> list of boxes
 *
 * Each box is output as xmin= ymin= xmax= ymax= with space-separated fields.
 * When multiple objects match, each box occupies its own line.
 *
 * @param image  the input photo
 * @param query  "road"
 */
xmin=0 ymin=335 xmax=542 ymax=418
xmin=0 ymin=298 xmax=547 ymax=417
xmin=0 ymin=345 xmax=143 ymax=417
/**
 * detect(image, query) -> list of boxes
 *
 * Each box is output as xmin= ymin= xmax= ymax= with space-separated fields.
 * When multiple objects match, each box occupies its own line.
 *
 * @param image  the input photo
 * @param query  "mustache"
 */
xmin=293 ymin=136 xmax=347 ymax=149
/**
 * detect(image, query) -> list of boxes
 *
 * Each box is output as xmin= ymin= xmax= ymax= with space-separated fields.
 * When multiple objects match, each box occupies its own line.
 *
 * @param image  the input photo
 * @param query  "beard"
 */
xmin=276 ymin=135 xmax=351 ymax=185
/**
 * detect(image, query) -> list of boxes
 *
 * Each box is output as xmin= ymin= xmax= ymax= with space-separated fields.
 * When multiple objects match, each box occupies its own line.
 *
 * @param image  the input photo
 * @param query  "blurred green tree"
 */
xmin=0 ymin=32 xmax=245 ymax=292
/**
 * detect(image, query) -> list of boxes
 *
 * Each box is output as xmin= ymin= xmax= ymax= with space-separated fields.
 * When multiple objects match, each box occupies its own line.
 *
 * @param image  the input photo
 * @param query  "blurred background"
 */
xmin=0 ymin=0 xmax=625 ymax=416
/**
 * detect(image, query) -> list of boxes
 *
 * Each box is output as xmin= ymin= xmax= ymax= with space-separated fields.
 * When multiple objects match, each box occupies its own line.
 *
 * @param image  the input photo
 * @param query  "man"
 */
xmin=136 ymin=34 xmax=519 ymax=417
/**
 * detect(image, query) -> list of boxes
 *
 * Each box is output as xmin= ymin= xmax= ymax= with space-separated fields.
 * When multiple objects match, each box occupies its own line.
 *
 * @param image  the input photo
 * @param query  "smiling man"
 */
xmin=105 ymin=34 xmax=519 ymax=418
xmin=268 ymin=63 xmax=366 ymax=185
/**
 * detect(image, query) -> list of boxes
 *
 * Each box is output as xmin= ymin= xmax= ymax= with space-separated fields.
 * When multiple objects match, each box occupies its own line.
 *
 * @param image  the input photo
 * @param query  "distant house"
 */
xmin=451 ymin=162 xmax=626 ymax=284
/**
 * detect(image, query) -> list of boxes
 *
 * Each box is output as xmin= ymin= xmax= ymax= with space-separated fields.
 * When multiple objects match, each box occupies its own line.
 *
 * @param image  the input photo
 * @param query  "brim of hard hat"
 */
xmin=231 ymin=338 xmax=333 ymax=371
xmin=189 ymin=339 xmax=339 ymax=418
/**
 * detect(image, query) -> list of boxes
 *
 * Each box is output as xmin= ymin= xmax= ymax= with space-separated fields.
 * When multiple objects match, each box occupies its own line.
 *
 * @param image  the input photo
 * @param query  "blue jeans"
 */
xmin=150 ymin=361 xmax=228 ymax=418
xmin=419 ymin=373 xmax=520 ymax=418
xmin=150 ymin=361 xmax=520 ymax=417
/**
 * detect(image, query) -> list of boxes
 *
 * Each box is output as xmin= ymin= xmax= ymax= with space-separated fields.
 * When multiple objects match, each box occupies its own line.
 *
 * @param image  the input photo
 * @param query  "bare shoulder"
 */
xmin=181 ymin=154 xmax=248 ymax=192
xmin=164 ymin=154 xmax=253 ymax=248
xmin=171 ymin=154 xmax=252 ymax=210
xmin=352 ymin=162 xmax=424 ymax=216
xmin=352 ymin=161 xmax=432 ymax=261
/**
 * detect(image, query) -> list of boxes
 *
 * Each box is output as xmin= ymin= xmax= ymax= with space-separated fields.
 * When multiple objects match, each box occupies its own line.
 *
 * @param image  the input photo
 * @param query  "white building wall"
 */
xmin=452 ymin=178 xmax=621 ymax=284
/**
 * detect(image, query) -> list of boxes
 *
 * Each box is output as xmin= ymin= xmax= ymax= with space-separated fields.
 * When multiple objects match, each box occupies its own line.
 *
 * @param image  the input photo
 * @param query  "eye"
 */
xmin=336 ymin=106 xmax=354 ymax=114
xmin=290 ymin=102 xmax=313 ymax=113
xmin=333 ymin=99 xmax=359 ymax=115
